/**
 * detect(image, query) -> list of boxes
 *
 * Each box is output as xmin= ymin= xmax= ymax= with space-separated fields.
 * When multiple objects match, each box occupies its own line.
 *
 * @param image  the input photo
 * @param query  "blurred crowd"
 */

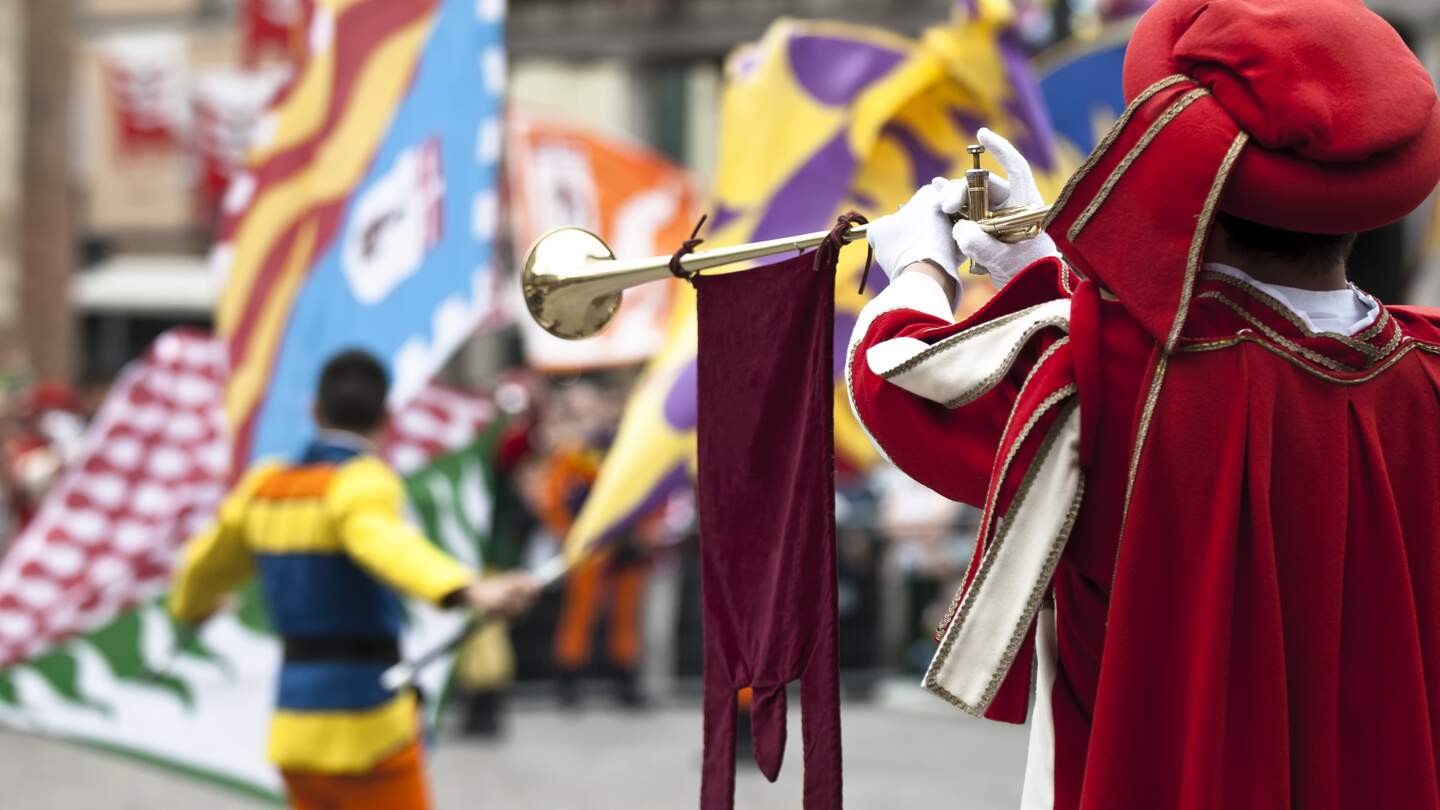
xmin=0 ymin=365 xmax=987 ymax=739
xmin=0 ymin=379 xmax=106 ymax=542
xmin=446 ymin=370 xmax=987 ymax=740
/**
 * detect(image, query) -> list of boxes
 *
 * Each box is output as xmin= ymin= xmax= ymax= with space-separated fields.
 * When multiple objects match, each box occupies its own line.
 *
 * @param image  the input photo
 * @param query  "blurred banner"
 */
xmin=190 ymin=68 xmax=290 ymax=222
xmin=216 ymin=0 xmax=507 ymax=464
xmin=405 ymin=414 xmax=521 ymax=570
xmin=566 ymin=0 xmax=1069 ymax=557
xmin=100 ymin=32 xmax=189 ymax=154
xmin=507 ymin=114 xmax=699 ymax=371
xmin=1420 ymin=190 xmax=1440 ymax=303
xmin=1034 ymin=14 xmax=1142 ymax=163
xmin=1431 ymin=194 xmax=1440 ymax=261
xmin=0 ymin=331 xmax=497 ymax=799
xmin=242 ymin=0 xmax=313 ymax=67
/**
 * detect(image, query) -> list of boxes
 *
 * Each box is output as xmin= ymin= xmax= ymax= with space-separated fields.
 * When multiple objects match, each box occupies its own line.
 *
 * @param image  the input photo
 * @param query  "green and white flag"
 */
xmin=0 ymin=332 xmax=500 ymax=801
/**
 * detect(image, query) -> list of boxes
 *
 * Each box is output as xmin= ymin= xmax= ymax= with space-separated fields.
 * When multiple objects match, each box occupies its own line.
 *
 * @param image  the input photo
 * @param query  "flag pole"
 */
xmin=379 ymin=553 xmax=572 ymax=690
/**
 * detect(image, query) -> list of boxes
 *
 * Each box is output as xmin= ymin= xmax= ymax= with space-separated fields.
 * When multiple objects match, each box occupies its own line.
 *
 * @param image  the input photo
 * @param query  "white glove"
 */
xmin=937 ymin=128 xmax=1059 ymax=288
xmin=950 ymin=222 xmax=1058 ymax=289
xmin=866 ymin=179 xmax=963 ymax=281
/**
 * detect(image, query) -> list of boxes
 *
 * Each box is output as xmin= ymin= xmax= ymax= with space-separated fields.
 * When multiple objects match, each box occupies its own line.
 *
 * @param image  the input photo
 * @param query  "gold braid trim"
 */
xmin=1177 ymin=334 xmax=1440 ymax=385
xmin=940 ymin=319 xmax=1071 ymax=409
xmin=1045 ymin=74 xmax=1192 ymax=230
xmin=1166 ymin=132 xmax=1249 ymax=352
xmin=879 ymin=303 xmax=1064 ymax=380
xmin=1355 ymin=305 xmax=1392 ymax=342
xmin=932 ymin=337 xmax=1073 ymax=640
xmin=1111 ymin=350 xmax=1168 ymax=595
xmin=1195 ymin=291 xmax=1357 ymax=373
xmin=925 ymin=396 xmax=1084 ymax=716
xmin=1066 ymin=87 xmax=1211 ymax=243
xmin=1373 ymin=320 xmax=1405 ymax=358
xmin=1196 ymin=270 xmax=1393 ymax=359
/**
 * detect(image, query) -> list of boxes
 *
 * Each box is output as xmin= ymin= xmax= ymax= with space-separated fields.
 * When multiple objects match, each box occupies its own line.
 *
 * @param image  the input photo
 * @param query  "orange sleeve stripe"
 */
xmin=255 ymin=466 xmax=338 ymax=500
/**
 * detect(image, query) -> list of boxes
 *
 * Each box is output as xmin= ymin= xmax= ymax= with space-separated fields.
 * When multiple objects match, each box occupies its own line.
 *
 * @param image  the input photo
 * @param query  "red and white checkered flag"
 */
xmin=0 ymin=330 xmax=494 ymax=668
xmin=0 ymin=331 xmax=227 ymax=666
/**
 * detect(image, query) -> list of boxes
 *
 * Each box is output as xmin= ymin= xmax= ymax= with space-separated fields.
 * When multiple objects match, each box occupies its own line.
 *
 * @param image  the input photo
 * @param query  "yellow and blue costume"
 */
xmin=169 ymin=435 xmax=473 ymax=776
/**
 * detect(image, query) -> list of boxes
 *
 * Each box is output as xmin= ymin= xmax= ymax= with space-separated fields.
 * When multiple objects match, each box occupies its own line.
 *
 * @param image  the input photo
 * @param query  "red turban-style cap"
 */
xmin=1125 ymin=0 xmax=1440 ymax=234
xmin=1045 ymin=0 xmax=1440 ymax=348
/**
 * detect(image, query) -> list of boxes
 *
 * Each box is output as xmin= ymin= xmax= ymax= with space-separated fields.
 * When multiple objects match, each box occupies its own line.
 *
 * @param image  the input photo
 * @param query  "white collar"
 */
xmin=314 ymin=429 xmax=375 ymax=452
xmin=1203 ymin=263 xmax=1380 ymax=336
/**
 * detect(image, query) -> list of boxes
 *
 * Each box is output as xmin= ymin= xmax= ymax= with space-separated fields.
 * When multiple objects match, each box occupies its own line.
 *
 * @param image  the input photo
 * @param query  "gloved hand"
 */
xmin=465 ymin=572 xmax=542 ymax=617
xmin=936 ymin=128 xmax=1059 ymax=288
xmin=866 ymin=179 xmax=964 ymax=282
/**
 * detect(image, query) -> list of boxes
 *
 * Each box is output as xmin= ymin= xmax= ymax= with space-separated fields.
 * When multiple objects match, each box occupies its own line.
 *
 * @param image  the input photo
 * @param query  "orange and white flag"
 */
xmin=507 ymin=113 xmax=701 ymax=371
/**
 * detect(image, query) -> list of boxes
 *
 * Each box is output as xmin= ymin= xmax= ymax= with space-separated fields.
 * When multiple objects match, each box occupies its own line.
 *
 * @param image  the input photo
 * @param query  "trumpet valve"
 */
xmin=964 ymin=144 xmax=990 ymax=222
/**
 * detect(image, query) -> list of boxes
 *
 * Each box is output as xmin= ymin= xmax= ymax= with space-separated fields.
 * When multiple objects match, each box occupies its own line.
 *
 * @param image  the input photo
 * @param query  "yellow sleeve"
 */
xmin=330 ymin=458 xmax=474 ymax=605
xmin=167 ymin=463 xmax=274 ymax=624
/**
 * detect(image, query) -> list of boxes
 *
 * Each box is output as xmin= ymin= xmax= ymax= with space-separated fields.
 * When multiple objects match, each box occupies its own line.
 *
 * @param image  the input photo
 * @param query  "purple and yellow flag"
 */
xmin=215 ymin=0 xmax=507 ymax=463
xmin=566 ymin=0 xmax=1070 ymax=556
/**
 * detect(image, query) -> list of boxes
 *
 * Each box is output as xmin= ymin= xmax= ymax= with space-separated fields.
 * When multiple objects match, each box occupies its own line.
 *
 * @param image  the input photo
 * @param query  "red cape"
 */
xmin=849 ymin=259 xmax=1440 ymax=808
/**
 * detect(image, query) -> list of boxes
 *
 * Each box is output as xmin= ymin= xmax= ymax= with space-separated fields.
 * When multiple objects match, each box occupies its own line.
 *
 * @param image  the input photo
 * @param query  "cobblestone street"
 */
xmin=0 ymin=684 xmax=1027 ymax=809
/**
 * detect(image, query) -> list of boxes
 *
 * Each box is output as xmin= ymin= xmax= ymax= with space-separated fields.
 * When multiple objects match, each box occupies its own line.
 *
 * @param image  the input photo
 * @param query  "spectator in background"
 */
xmin=1 ymin=382 xmax=85 ymax=531
xmin=455 ymin=373 xmax=546 ymax=739
xmin=538 ymin=381 xmax=653 ymax=709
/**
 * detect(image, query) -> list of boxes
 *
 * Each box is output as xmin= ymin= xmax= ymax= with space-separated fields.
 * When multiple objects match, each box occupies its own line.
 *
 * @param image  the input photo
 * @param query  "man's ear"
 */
xmin=311 ymin=401 xmax=325 ymax=430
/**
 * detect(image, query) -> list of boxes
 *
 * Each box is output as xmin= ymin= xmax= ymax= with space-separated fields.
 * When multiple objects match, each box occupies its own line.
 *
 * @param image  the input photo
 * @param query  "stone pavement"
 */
xmin=0 ymin=685 xmax=1027 ymax=809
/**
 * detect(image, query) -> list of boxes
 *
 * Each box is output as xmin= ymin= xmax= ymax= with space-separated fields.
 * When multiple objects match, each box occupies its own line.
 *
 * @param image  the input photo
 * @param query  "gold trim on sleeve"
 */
xmin=932 ymin=340 xmax=1073 ymax=644
xmin=925 ymin=396 xmax=1084 ymax=716
xmin=879 ymin=304 xmax=1058 ymax=379
xmin=941 ymin=319 xmax=1071 ymax=409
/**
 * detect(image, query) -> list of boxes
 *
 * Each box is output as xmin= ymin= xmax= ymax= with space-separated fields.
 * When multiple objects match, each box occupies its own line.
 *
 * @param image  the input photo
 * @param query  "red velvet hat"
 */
xmin=1126 ymin=0 xmax=1440 ymax=235
xmin=1046 ymin=0 xmax=1440 ymax=348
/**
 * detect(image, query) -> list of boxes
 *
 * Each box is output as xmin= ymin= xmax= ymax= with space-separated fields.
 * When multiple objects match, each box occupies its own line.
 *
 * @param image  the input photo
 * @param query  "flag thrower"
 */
xmin=522 ymin=143 xmax=1051 ymax=340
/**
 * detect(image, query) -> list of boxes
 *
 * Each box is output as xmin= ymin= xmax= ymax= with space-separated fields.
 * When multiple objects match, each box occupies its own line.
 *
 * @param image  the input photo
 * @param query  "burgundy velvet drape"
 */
xmin=695 ymin=249 xmax=842 ymax=810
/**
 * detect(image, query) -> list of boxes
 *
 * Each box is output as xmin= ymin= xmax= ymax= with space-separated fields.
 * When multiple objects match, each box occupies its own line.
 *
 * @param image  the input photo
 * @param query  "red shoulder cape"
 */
xmin=848 ymin=259 xmax=1440 ymax=808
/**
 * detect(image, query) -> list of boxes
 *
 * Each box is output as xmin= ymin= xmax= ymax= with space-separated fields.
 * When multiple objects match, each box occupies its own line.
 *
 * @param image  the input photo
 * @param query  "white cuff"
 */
xmin=883 ymin=268 xmax=960 ymax=318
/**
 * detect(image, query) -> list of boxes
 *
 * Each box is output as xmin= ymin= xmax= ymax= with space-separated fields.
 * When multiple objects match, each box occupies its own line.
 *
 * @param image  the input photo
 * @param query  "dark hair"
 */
xmin=316 ymin=350 xmax=389 ymax=433
xmin=1217 ymin=213 xmax=1358 ymax=275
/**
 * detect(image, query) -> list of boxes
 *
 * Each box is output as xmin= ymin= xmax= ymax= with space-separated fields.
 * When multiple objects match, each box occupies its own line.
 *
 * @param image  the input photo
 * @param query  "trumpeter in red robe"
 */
xmin=847 ymin=1 xmax=1440 ymax=807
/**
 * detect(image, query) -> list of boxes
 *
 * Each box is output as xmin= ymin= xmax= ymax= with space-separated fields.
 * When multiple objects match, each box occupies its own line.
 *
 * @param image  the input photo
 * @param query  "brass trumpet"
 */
xmin=522 ymin=145 xmax=1051 ymax=340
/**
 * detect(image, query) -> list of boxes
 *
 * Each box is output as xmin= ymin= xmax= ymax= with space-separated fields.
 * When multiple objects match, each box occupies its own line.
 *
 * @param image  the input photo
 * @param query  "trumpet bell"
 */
xmin=521 ymin=227 xmax=623 ymax=340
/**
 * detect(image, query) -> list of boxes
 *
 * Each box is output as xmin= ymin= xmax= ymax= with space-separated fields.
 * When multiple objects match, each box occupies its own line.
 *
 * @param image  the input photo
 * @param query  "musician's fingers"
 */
xmin=936 ymin=178 xmax=965 ymax=215
xmin=978 ymin=128 xmax=1040 ymax=206
xmin=987 ymin=175 xmax=1013 ymax=209
xmin=977 ymin=128 xmax=1026 ymax=178
xmin=933 ymin=177 xmax=956 ymax=213
xmin=936 ymin=175 xmax=1012 ymax=216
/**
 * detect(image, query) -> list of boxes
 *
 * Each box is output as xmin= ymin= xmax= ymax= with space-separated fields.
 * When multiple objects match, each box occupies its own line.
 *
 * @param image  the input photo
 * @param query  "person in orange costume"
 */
xmin=538 ymin=442 xmax=653 ymax=708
